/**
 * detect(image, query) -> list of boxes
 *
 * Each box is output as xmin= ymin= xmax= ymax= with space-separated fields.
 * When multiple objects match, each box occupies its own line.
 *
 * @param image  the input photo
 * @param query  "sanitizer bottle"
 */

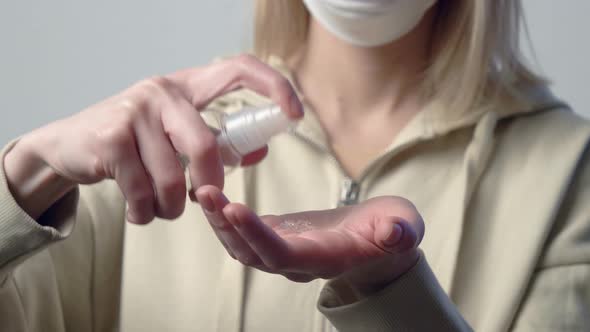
xmin=197 ymin=105 xmax=297 ymax=169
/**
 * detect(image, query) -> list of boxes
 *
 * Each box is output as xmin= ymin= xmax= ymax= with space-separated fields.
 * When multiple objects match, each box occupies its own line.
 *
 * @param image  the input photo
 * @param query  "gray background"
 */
xmin=1 ymin=1 xmax=588 ymax=144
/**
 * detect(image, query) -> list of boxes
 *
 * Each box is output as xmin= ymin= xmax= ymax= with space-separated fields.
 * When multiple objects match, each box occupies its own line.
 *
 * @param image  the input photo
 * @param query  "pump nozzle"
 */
xmin=178 ymin=105 xmax=297 ymax=170
xmin=216 ymin=105 xmax=296 ymax=166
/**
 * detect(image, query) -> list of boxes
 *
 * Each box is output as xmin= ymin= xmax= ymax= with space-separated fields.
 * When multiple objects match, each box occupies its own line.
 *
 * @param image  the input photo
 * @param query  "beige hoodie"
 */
xmin=0 ymin=56 xmax=589 ymax=332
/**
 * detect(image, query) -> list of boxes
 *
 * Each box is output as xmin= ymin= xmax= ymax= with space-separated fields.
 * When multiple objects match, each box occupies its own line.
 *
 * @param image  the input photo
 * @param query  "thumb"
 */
xmin=374 ymin=217 xmax=418 ymax=254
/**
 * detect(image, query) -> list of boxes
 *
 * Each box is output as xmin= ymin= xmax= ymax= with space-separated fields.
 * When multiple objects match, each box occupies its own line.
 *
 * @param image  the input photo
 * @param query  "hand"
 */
xmin=4 ymin=54 xmax=303 ymax=222
xmin=196 ymin=185 xmax=425 ymax=294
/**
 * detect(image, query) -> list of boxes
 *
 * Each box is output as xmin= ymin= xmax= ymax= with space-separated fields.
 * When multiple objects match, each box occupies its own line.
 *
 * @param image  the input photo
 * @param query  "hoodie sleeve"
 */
xmin=511 ymin=142 xmax=590 ymax=331
xmin=0 ymin=140 xmax=126 ymax=331
xmin=317 ymin=252 xmax=472 ymax=332
xmin=319 ymin=137 xmax=590 ymax=332
xmin=0 ymin=140 xmax=77 ymax=286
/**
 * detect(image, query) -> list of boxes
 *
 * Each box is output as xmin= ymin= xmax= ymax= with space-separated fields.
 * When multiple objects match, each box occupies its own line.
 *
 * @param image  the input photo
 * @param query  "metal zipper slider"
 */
xmin=339 ymin=178 xmax=360 ymax=206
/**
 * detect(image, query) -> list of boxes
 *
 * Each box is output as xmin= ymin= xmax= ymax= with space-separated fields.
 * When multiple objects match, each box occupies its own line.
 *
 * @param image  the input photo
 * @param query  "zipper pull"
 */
xmin=339 ymin=178 xmax=360 ymax=206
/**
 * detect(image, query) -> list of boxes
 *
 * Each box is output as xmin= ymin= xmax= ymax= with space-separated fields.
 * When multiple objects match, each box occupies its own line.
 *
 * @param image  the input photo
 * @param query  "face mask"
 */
xmin=302 ymin=0 xmax=437 ymax=47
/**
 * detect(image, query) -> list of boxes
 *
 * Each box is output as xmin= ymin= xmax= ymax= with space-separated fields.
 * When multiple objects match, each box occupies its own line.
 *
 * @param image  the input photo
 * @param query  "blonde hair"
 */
xmin=254 ymin=0 xmax=545 ymax=116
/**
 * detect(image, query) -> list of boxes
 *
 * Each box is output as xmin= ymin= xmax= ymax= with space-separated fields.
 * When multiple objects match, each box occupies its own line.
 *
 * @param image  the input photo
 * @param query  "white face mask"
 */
xmin=302 ymin=0 xmax=437 ymax=47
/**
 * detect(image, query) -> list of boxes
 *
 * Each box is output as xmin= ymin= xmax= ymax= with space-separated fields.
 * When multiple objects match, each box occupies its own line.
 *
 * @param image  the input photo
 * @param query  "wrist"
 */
xmin=4 ymin=135 xmax=75 ymax=220
xmin=344 ymin=249 xmax=420 ymax=298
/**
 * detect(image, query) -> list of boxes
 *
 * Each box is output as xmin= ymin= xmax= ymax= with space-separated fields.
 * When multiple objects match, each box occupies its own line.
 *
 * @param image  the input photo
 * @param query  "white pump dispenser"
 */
xmin=178 ymin=105 xmax=296 ymax=171
xmin=211 ymin=105 xmax=296 ymax=166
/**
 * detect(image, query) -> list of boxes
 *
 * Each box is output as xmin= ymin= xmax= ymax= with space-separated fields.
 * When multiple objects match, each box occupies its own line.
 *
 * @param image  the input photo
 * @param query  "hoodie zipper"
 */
xmin=290 ymin=130 xmax=430 ymax=210
xmin=339 ymin=178 xmax=360 ymax=206
xmin=290 ymin=131 xmax=360 ymax=206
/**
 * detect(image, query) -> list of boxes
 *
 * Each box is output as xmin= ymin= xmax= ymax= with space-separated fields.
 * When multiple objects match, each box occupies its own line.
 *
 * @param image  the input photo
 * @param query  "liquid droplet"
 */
xmin=277 ymin=219 xmax=313 ymax=233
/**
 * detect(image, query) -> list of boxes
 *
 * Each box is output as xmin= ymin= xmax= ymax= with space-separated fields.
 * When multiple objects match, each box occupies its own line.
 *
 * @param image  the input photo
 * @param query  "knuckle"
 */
xmin=121 ymin=106 xmax=144 ymax=127
xmin=142 ymin=76 xmax=172 ymax=93
xmin=271 ymin=75 xmax=292 ymax=94
xmin=235 ymin=53 xmax=257 ymax=67
xmin=159 ymin=176 xmax=186 ymax=198
xmin=95 ymin=125 xmax=135 ymax=157
xmin=191 ymin=131 xmax=218 ymax=159
xmin=127 ymin=193 xmax=155 ymax=223
xmin=131 ymin=76 xmax=173 ymax=104
xmin=88 ymin=125 xmax=139 ymax=179
xmin=89 ymin=154 xmax=106 ymax=178
xmin=118 ymin=95 xmax=149 ymax=118
xmin=129 ymin=183 xmax=154 ymax=205
xmin=154 ymin=176 xmax=186 ymax=219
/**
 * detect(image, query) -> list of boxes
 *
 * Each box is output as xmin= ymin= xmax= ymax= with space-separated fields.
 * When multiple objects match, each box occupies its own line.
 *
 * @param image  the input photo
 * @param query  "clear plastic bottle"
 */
xmin=180 ymin=105 xmax=297 ymax=172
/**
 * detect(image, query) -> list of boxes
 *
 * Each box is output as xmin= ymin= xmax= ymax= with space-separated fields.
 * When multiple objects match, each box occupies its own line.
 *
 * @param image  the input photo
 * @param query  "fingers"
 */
xmin=139 ymin=54 xmax=302 ymax=194
xmin=193 ymin=187 xmax=428 ymax=285
xmin=223 ymin=202 xmax=290 ymax=271
xmin=168 ymin=54 xmax=304 ymax=120
xmin=133 ymin=113 xmax=187 ymax=220
xmin=196 ymin=185 xmax=263 ymax=266
xmin=196 ymin=185 xmax=317 ymax=281
xmin=374 ymin=216 xmax=417 ymax=254
xmin=390 ymin=197 xmax=425 ymax=245
xmin=124 ymin=76 xmax=221 ymax=219
xmin=106 ymin=134 xmax=156 ymax=224
xmin=223 ymin=205 xmax=351 ymax=279
xmin=160 ymin=94 xmax=225 ymax=191
xmin=368 ymin=196 xmax=425 ymax=254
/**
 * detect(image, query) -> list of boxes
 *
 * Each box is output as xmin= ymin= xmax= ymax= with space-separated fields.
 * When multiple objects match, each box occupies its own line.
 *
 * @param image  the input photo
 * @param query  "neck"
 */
xmin=292 ymin=11 xmax=434 ymax=119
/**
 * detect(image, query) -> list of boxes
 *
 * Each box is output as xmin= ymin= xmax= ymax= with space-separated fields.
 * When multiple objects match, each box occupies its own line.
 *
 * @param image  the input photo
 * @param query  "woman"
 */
xmin=1 ymin=0 xmax=589 ymax=331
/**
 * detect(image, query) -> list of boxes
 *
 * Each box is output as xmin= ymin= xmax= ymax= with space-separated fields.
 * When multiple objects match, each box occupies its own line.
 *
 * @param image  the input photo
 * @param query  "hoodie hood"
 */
xmin=208 ymin=55 xmax=571 ymax=291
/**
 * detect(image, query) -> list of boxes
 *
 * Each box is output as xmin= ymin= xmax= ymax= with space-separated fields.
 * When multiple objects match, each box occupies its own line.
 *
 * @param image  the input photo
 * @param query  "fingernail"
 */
xmin=127 ymin=210 xmax=147 ymax=225
xmin=188 ymin=190 xmax=197 ymax=203
xmin=383 ymin=223 xmax=403 ymax=247
xmin=224 ymin=210 xmax=239 ymax=227
xmin=200 ymin=194 xmax=215 ymax=214
xmin=126 ymin=210 xmax=137 ymax=223
xmin=291 ymin=95 xmax=304 ymax=117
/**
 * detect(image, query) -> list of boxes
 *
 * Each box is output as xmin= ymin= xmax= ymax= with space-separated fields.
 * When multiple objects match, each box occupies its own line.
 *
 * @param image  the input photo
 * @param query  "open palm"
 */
xmin=196 ymin=185 xmax=424 ymax=283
